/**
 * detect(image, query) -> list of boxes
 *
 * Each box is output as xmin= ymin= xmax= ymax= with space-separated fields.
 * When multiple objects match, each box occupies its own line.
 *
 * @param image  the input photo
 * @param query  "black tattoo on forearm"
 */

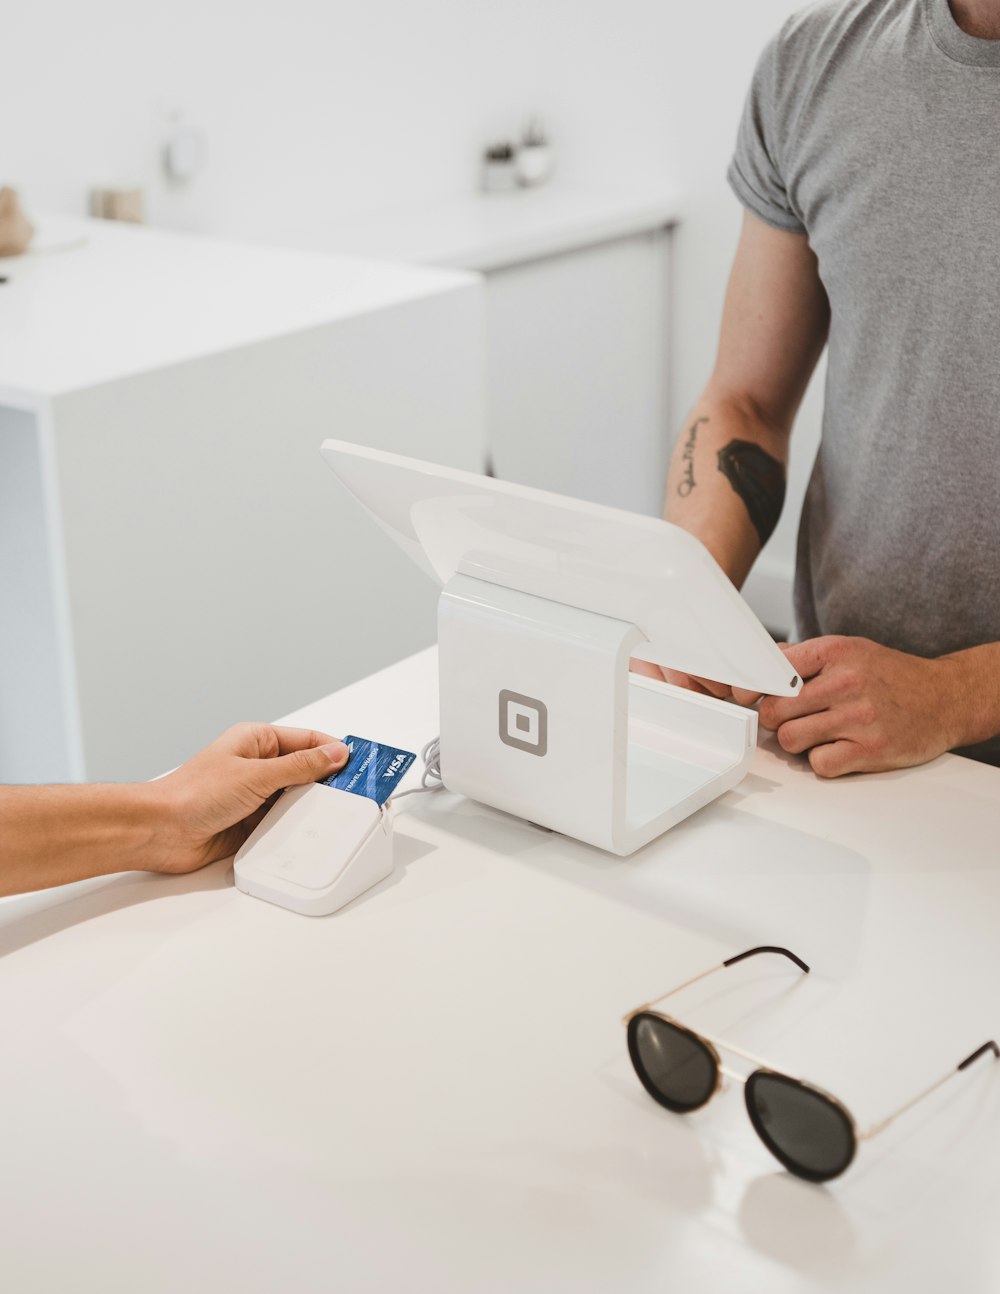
xmin=716 ymin=439 xmax=786 ymax=546
xmin=677 ymin=416 xmax=707 ymax=497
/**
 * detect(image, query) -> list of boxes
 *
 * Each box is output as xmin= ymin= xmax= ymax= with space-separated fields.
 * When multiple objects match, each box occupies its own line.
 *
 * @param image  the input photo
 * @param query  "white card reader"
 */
xmin=233 ymin=783 xmax=394 ymax=916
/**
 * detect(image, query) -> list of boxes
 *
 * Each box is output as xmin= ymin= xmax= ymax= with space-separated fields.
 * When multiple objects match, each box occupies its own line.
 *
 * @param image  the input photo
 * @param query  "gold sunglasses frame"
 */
xmin=622 ymin=946 xmax=998 ymax=1180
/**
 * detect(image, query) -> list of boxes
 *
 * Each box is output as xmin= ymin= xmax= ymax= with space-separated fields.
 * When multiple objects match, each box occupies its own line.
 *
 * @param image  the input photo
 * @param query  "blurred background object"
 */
xmin=0 ymin=188 xmax=35 ymax=256
xmin=162 ymin=117 xmax=207 ymax=186
xmin=88 ymin=185 xmax=145 ymax=222
xmin=482 ymin=141 xmax=519 ymax=193
xmin=515 ymin=117 xmax=555 ymax=188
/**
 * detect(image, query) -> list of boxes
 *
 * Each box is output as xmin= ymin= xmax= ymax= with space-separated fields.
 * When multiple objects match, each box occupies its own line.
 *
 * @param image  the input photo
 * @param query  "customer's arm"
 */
xmin=0 ymin=724 xmax=347 ymax=897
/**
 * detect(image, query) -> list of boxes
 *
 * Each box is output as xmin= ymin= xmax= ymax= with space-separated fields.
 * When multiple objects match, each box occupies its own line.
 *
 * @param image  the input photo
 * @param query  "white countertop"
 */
xmin=0 ymin=216 xmax=476 ymax=403
xmin=2 ymin=647 xmax=999 ymax=1292
xmin=308 ymin=184 xmax=681 ymax=271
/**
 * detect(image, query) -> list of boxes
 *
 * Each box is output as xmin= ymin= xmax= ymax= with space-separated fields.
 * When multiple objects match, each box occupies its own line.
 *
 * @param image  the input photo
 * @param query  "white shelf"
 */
xmin=307 ymin=185 xmax=681 ymax=271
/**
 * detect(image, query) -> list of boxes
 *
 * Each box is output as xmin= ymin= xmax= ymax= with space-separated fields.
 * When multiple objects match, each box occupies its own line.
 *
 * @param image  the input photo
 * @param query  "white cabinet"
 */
xmin=482 ymin=228 xmax=671 ymax=514
xmin=0 ymin=217 xmax=485 ymax=783
xmin=323 ymin=187 xmax=678 ymax=515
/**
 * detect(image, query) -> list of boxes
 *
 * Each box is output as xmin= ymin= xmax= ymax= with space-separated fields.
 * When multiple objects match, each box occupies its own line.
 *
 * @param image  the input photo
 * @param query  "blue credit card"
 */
xmin=322 ymin=735 xmax=416 ymax=807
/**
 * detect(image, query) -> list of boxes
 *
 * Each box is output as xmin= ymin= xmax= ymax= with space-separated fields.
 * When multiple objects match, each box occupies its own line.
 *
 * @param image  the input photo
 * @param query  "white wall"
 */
xmin=4 ymin=0 xmax=822 ymax=628
xmin=6 ymin=2 xmax=794 ymax=230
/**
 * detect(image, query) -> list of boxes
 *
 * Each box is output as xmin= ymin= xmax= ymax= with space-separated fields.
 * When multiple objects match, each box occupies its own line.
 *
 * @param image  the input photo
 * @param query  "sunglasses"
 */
xmin=624 ymin=946 xmax=998 ymax=1184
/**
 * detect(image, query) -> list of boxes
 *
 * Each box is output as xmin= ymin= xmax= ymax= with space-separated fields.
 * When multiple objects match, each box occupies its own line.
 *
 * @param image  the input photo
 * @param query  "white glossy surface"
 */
xmin=2 ymin=648 xmax=999 ymax=1291
xmin=312 ymin=185 xmax=680 ymax=272
xmin=0 ymin=215 xmax=475 ymax=402
xmin=321 ymin=439 xmax=798 ymax=696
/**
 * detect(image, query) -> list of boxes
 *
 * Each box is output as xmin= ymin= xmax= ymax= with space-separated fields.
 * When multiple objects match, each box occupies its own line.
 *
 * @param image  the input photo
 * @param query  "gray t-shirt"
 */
xmin=728 ymin=0 xmax=1000 ymax=764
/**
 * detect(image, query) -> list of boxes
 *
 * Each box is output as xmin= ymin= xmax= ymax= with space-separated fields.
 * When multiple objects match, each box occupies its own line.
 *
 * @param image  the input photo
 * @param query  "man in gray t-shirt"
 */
xmin=639 ymin=0 xmax=1000 ymax=773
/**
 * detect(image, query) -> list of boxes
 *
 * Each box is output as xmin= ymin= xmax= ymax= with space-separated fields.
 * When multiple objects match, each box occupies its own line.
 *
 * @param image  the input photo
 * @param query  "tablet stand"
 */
xmin=438 ymin=574 xmax=756 ymax=856
xmin=320 ymin=437 xmax=798 ymax=859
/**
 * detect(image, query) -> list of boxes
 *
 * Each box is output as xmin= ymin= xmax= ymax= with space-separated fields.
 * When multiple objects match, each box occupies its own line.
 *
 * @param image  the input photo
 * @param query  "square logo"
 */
xmin=498 ymin=690 xmax=548 ymax=757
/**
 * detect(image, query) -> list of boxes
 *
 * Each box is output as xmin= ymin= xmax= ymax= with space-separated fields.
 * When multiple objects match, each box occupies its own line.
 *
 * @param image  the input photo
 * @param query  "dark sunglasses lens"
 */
xmin=746 ymin=1071 xmax=856 ymax=1182
xmin=628 ymin=1014 xmax=718 ymax=1112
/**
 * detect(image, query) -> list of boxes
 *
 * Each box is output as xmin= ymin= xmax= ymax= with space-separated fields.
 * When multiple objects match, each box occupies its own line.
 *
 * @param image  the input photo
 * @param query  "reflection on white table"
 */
xmin=1 ymin=647 xmax=999 ymax=1292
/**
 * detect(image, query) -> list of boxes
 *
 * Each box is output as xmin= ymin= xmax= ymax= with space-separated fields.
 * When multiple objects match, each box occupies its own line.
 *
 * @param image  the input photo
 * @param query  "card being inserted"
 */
xmin=323 ymin=735 xmax=416 ymax=807
xmin=233 ymin=734 xmax=415 ymax=916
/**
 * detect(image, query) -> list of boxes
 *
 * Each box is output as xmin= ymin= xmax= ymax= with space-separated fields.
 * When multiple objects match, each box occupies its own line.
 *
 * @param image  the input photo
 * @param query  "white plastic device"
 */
xmin=320 ymin=439 xmax=801 ymax=856
xmin=233 ymin=784 xmax=394 ymax=916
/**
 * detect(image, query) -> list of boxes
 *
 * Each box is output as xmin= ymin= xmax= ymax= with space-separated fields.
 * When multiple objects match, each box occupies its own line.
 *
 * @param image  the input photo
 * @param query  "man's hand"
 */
xmin=630 ymin=658 xmax=733 ymax=699
xmin=150 ymin=724 xmax=349 ymax=873
xmin=735 ymin=637 xmax=964 ymax=777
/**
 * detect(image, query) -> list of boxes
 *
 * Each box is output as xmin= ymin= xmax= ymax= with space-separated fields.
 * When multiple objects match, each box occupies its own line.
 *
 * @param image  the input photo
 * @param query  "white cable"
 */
xmin=418 ymin=735 xmax=442 ymax=789
xmin=389 ymin=735 xmax=443 ymax=802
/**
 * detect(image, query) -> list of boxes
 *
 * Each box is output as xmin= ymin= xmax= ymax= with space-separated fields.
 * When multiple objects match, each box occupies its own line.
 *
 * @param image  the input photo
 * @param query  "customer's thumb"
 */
xmin=255 ymin=740 xmax=349 ymax=796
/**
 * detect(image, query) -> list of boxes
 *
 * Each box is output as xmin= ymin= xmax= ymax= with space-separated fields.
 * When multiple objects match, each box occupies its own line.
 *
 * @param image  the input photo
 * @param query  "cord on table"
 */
xmin=390 ymin=736 xmax=443 ymax=801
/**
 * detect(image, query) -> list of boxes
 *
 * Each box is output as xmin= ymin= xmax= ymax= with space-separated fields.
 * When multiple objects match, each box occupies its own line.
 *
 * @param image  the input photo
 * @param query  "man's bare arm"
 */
xmin=659 ymin=213 xmax=1000 ymax=773
xmin=665 ymin=211 xmax=829 ymax=588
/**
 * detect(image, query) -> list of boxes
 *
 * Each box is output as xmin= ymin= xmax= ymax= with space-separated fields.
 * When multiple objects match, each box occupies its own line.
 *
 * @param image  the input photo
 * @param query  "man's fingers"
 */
xmin=807 ymin=740 xmax=863 ymax=778
xmin=678 ymin=676 xmax=715 ymax=696
xmin=629 ymin=660 xmax=730 ymax=697
xmin=781 ymin=637 xmax=841 ymax=681
xmin=758 ymin=680 xmax=837 ymax=729
xmin=630 ymin=658 xmax=667 ymax=681
xmin=775 ymin=712 xmax=838 ymax=755
xmin=695 ymin=676 xmax=733 ymax=700
xmin=733 ymin=640 xmax=831 ymax=711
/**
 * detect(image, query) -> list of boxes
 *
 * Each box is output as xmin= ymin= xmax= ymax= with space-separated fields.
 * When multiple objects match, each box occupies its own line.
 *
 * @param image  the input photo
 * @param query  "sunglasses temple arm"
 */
xmin=861 ymin=1040 xmax=1000 ymax=1141
xmin=622 ymin=947 xmax=810 ymax=1022
xmin=623 ymin=963 xmax=726 ymax=1020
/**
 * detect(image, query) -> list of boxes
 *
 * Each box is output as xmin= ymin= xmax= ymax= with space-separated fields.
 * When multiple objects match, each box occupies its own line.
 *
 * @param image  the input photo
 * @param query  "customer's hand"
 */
xmin=733 ymin=636 xmax=962 ymax=777
xmin=150 ymin=723 xmax=349 ymax=873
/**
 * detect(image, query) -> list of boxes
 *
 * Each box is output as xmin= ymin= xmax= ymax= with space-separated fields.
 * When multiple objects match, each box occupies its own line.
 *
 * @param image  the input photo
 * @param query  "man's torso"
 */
xmin=732 ymin=0 xmax=1000 ymax=761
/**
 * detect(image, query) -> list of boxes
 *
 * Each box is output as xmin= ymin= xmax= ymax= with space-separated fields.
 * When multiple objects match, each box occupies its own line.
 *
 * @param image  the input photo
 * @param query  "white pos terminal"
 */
xmin=321 ymin=440 xmax=800 ymax=857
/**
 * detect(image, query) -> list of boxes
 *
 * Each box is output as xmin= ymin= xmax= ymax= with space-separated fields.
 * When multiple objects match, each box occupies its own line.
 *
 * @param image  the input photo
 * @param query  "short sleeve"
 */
xmin=727 ymin=33 xmax=806 ymax=234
